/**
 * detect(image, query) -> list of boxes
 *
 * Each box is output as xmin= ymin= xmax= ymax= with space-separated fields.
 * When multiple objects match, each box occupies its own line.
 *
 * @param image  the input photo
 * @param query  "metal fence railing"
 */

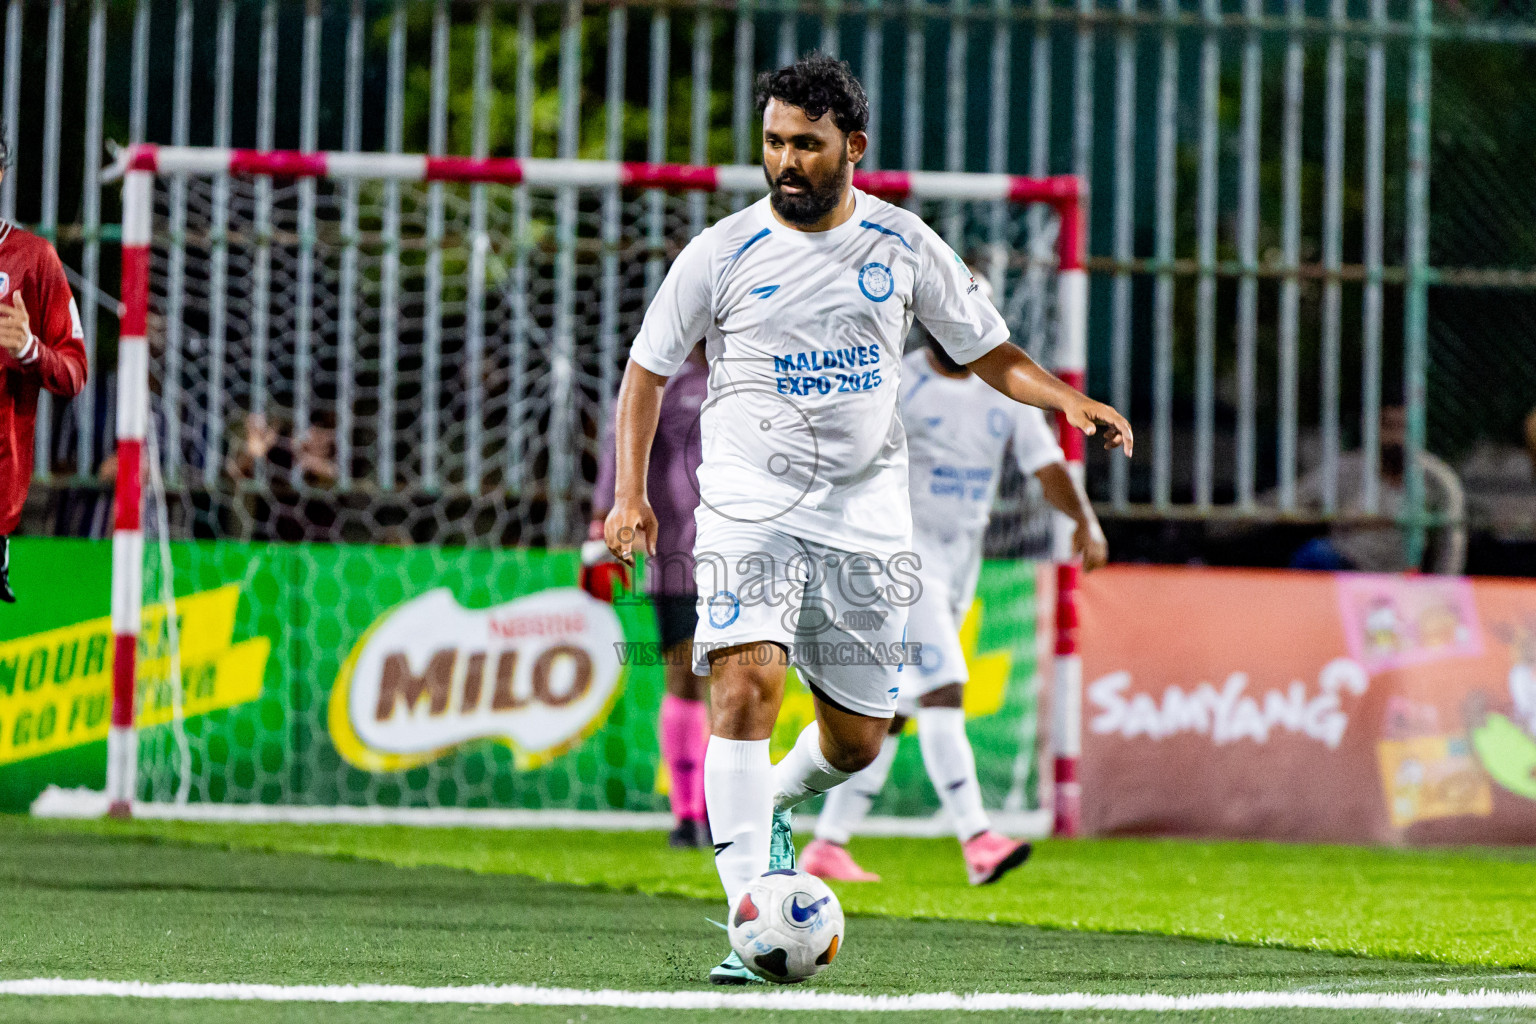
xmin=4 ymin=0 xmax=1535 ymax=556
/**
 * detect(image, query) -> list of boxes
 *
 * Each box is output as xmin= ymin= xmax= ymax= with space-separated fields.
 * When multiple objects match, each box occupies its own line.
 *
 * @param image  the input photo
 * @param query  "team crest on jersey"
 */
xmin=858 ymin=262 xmax=894 ymax=302
xmin=0 ymin=272 xmax=9 ymax=299
xmin=707 ymin=590 xmax=741 ymax=629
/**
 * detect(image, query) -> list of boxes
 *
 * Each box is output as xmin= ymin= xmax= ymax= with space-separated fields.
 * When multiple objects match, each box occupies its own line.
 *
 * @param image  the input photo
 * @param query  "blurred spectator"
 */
xmin=1290 ymin=406 xmax=1465 ymax=575
xmin=226 ymin=411 xmax=339 ymax=489
xmin=295 ymin=412 xmax=340 ymax=488
xmin=225 ymin=411 xmax=342 ymax=542
xmin=226 ymin=413 xmax=292 ymax=482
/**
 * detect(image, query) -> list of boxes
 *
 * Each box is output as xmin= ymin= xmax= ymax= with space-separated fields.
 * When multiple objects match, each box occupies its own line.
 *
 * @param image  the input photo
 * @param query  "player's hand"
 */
xmin=579 ymin=521 xmax=632 ymax=602
xmin=1063 ymin=395 xmax=1133 ymax=457
xmin=0 ymin=292 xmax=32 ymax=356
xmin=604 ymin=496 xmax=658 ymax=567
xmin=1074 ymin=519 xmax=1109 ymax=571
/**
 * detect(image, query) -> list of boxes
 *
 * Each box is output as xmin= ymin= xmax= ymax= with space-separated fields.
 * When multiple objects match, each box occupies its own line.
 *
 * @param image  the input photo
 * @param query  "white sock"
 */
xmin=704 ymin=737 xmax=773 ymax=910
xmin=771 ymin=722 xmax=854 ymax=813
xmin=917 ymin=707 xmax=990 ymax=843
xmin=813 ymin=733 xmax=900 ymax=846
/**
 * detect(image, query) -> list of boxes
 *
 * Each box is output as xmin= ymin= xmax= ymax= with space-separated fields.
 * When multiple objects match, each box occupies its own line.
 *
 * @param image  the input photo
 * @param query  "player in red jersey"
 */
xmin=0 ymin=130 xmax=89 ymax=602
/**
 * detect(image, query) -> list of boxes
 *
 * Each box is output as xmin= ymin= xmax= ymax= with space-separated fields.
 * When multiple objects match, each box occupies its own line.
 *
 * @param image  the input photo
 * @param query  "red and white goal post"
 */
xmin=104 ymin=145 xmax=1087 ymax=835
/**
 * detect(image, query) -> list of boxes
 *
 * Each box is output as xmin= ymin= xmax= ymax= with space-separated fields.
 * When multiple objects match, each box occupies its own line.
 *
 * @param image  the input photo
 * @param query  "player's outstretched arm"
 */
xmin=604 ymin=359 xmax=666 ymax=566
xmin=1036 ymin=462 xmax=1109 ymax=570
xmin=967 ymin=343 xmax=1133 ymax=458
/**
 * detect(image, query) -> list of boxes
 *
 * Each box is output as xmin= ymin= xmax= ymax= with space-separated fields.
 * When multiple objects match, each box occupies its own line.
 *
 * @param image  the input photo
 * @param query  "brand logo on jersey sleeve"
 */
xmin=858 ymin=262 xmax=894 ymax=302
xmin=954 ymin=252 xmax=979 ymax=293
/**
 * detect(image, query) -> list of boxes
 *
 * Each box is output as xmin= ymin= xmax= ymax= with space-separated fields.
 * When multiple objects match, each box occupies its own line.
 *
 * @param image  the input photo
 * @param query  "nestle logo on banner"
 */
xmin=1087 ymin=658 xmax=1370 ymax=749
xmin=329 ymin=588 xmax=624 ymax=772
xmin=488 ymin=612 xmax=588 ymax=639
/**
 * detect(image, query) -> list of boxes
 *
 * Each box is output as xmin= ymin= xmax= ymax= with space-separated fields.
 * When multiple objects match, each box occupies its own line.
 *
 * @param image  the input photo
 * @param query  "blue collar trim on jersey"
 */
xmin=858 ymin=219 xmax=914 ymax=251
xmin=729 ymin=227 xmax=771 ymax=262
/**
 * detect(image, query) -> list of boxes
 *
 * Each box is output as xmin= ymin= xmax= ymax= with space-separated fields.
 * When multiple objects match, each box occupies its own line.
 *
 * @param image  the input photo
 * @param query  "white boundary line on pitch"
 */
xmin=2 ymin=980 xmax=1535 ymax=1012
xmin=29 ymin=785 xmax=1053 ymax=839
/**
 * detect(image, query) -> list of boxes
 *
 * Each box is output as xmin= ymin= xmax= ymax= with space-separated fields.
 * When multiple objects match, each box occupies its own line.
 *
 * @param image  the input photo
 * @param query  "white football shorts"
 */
xmin=896 ymin=529 xmax=983 ymax=715
xmin=690 ymin=516 xmax=917 ymax=718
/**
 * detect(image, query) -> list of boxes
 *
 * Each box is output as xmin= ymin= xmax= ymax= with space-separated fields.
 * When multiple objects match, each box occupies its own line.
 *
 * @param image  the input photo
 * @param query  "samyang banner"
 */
xmin=1079 ymin=565 xmax=1536 ymax=844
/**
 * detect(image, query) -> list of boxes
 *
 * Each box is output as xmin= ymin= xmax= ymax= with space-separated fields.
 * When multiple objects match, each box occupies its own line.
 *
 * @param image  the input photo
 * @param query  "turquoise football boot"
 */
xmin=710 ymin=949 xmax=763 ymax=985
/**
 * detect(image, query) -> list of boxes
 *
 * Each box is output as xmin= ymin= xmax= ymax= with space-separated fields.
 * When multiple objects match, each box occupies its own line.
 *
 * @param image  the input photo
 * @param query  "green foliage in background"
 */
xmin=392 ymin=5 xmax=736 ymax=165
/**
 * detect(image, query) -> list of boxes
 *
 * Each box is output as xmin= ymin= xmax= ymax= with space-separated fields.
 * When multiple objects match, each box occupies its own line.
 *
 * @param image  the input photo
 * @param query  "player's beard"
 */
xmin=765 ymin=152 xmax=850 ymax=226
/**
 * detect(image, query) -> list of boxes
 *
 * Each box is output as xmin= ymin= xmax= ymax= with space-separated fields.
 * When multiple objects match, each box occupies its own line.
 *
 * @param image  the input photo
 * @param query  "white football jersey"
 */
xmin=630 ymin=190 xmax=1007 ymax=558
xmin=900 ymin=348 xmax=1065 ymax=545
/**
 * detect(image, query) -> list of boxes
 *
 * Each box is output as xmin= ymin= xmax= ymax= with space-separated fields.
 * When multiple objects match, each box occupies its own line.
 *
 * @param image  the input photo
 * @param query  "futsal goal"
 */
xmin=38 ymin=147 xmax=1088 ymax=837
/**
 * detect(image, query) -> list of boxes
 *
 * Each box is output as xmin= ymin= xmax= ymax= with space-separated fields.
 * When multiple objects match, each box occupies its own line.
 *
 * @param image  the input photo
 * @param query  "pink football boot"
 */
xmin=801 ymin=839 xmax=881 ymax=882
xmin=962 ymin=830 xmax=1032 ymax=885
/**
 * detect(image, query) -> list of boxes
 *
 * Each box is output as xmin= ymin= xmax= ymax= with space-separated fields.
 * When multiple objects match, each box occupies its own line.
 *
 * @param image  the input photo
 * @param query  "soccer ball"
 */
xmin=727 ymin=869 xmax=845 ymax=984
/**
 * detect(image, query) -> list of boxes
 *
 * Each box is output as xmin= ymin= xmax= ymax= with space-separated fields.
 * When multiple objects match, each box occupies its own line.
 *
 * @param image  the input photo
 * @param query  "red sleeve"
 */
xmin=17 ymin=243 xmax=88 ymax=398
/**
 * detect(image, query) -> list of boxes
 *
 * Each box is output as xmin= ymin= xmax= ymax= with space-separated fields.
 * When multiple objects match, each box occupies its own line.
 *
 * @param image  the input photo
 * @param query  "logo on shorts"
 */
xmin=858 ymin=262 xmax=894 ymax=302
xmin=707 ymin=590 xmax=741 ymax=629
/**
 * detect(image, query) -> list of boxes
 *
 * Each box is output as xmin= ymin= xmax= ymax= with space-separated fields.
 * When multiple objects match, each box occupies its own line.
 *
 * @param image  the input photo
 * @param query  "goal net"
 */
xmin=83 ymin=148 xmax=1086 ymax=832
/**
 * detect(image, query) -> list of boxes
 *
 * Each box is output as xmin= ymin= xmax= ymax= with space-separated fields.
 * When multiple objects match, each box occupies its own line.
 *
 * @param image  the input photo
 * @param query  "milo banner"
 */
xmin=0 ymin=539 xmax=1042 ymax=817
xmin=329 ymin=588 xmax=627 ymax=773
xmin=1080 ymin=565 xmax=1536 ymax=844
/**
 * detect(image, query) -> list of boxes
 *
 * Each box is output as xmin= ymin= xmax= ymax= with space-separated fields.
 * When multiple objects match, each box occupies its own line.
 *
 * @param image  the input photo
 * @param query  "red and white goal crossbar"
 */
xmin=109 ymin=145 xmax=1087 ymax=835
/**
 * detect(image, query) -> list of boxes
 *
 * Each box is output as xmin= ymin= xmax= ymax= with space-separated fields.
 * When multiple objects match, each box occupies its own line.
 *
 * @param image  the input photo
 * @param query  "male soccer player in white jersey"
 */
xmin=802 ymin=312 xmax=1108 ymax=886
xmin=604 ymin=54 xmax=1131 ymax=985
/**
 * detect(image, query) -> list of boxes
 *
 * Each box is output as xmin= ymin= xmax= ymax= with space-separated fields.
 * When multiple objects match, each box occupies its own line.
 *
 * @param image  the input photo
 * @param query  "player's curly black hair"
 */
xmin=754 ymin=53 xmax=869 ymax=136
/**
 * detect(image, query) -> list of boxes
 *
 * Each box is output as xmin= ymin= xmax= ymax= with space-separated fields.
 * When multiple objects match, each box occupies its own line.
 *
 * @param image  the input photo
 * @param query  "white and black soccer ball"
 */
xmin=727 ymin=869 xmax=844 ymax=984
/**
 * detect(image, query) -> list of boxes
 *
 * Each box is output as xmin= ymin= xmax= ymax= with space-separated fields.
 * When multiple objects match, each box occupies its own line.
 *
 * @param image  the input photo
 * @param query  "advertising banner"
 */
xmin=0 ymin=539 xmax=1042 ymax=818
xmin=1079 ymin=565 xmax=1536 ymax=844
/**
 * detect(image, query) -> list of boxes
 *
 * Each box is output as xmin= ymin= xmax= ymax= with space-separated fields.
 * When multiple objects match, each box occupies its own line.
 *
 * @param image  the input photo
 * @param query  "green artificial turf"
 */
xmin=13 ymin=1006 xmax=1536 ymax=1024
xmin=34 ymin=816 xmax=1536 ymax=969
xmin=2 ymin=817 xmax=1535 ymax=1023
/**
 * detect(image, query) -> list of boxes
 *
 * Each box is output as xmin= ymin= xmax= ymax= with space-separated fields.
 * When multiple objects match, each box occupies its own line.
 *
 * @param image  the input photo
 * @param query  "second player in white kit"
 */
xmin=604 ymin=54 xmax=1131 ymax=984
xmin=803 ymin=328 xmax=1108 ymax=885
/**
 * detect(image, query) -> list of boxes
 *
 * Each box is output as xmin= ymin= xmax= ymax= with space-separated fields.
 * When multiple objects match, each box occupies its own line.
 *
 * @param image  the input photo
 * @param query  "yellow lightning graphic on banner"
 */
xmin=0 ymin=586 xmax=268 ymax=765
